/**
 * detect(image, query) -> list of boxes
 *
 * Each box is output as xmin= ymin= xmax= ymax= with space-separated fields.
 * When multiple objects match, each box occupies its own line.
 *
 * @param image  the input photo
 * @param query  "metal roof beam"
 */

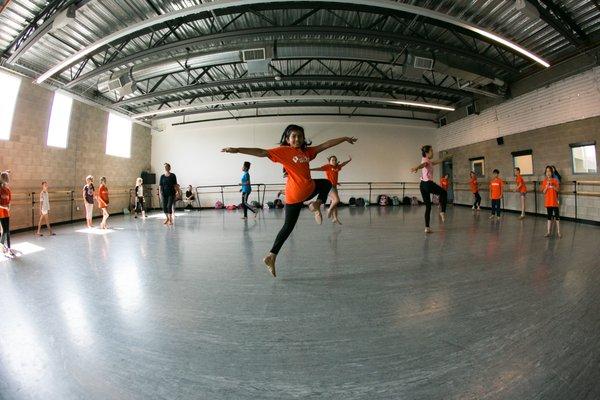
xmin=114 ymin=75 xmax=472 ymax=107
xmin=35 ymin=0 xmax=550 ymax=84
xmin=64 ymin=26 xmax=518 ymax=90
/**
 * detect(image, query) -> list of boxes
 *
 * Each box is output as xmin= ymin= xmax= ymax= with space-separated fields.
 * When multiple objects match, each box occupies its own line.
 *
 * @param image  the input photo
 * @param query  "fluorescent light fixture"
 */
xmin=35 ymin=0 xmax=549 ymax=84
xmin=133 ymin=95 xmax=455 ymax=119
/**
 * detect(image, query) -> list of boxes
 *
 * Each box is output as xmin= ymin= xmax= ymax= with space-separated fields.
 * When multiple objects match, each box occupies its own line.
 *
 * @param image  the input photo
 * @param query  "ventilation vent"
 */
xmin=242 ymin=48 xmax=266 ymax=62
xmin=439 ymin=117 xmax=447 ymax=127
xmin=413 ymin=56 xmax=434 ymax=70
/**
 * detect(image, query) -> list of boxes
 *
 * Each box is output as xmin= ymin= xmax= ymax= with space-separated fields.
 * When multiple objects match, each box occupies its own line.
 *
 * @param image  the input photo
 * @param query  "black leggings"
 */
xmin=473 ymin=192 xmax=481 ymax=208
xmin=270 ymin=179 xmax=332 ymax=254
xmin=136 ymin=196 xmax=145 ymax=213
xmin=491 ymin=199 xmax=501 ymax=216
xmin=162 ymin=194 xmax=174 ymax=215
xmin=241 ymin=192 xmax=256 ymax=218
xmin=0 ymin=217 xmax=10 ymax=248
xmin=420 ymin=181 xmax=447 ymax=228
xmin=546 ymin=207 xmax=560 ymax=220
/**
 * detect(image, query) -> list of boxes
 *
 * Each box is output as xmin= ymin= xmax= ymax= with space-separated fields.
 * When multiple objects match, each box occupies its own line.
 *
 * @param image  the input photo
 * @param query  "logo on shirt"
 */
xmin=292 ymin=155 xmax=311 ymax=164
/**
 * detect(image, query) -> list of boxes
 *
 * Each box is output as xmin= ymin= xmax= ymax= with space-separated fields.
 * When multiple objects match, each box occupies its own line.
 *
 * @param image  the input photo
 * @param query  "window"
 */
xmin=570 ymin=142 xmax=597 ymax=174
xmin=512 ymin=150 xmax=534 ymax=175
xmin=47 ymin=92 xmax=73 ymax=148
xmin=470 ymin=157 xmax=485 ymax=177
xmin=0 ymin=70 xmax=21 ymax=140
xmin=106 ymin=113 xmax=132 ymax=158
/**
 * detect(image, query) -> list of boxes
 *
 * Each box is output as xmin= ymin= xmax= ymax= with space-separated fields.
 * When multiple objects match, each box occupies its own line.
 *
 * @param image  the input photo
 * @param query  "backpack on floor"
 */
xmin=364 ymin=200 xmax=371 ymax=206
xmin=348 ymin=197 xmax=356 ymax=206
xmin=356 ymin=197 xmax=366 ymax=207
xmin=378 ymin=194 xmax=390 ymax=206
xmin=411 ymin=196 xmax=419 ymax=206
xmin=403 ymin=196 xmax=411 ymax=205
xmin=251 ymin=201 xmax=261 ymax=208
xmin=392 ymin=196 xmax=400 ymax=206
xmin=215 ymin=201 xmax=224 ymax=209
xmin=267 ymin=201 xmax=275 ymax=209
xmin=226 ymin=204 xmax=238 ymax=211
xmin=274 ymin=198 xmax=284 ymax=209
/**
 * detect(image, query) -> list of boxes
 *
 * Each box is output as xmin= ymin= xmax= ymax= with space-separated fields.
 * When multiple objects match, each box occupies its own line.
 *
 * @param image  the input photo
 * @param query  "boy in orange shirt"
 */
xmin=514 ymin=167 xmax=527 ymax=219
xmin=222 ymin=124 xmax=357 ymax=277
xmin=489 ymin=169 xmax=504 ymax=220
xmin=311 ymin=155 xmax=351 ymax=224
xmin=542 ymin=165 xmax=561 ymax=238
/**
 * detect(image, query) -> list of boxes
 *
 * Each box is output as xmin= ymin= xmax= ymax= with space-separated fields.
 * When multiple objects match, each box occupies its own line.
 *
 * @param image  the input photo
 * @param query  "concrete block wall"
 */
xmin=0 ymin=75 xmax=152 ymax=230
xmin=446 ymin=116 xmax=600 ymax=222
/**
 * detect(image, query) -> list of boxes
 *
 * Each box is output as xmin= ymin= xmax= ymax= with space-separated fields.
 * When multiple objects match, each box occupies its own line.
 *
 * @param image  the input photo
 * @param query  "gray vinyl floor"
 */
xmin=1 ymin=206 xmax=599 ymax=400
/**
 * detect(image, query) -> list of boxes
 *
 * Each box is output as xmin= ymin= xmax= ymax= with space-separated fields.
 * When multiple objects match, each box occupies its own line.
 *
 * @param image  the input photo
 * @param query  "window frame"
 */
xmin=469 ymin=156 xmax=485 ymax=178
xmin=569 ymin=141 xmax=597 ymax=175
xmin=0 ymin=70 xmax=22 ymax=141
xmin=46 ymin=92 xmax=74 ymax=149
xmin=511 ymin=149 xmax=534 ymax=176
xmin=105 ymin=112 xmax=132 ymax=158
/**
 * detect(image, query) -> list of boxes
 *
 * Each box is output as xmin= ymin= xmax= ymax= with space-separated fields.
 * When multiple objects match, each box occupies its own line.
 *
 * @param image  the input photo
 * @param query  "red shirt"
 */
xmin=98 ymin=184 xmax=109 ymax=207
xmin=515 ymin=175 xmax=527 ymax=193
xmin=322 ymin=164 xmax=343 ymax=187
xmin=541 ymin=178 xmax=560 ymax=207
xmin=267 ymin=146 xmax=318 ymax=204
xmin=489 ymin=177 xmax=504 ymax=200
xmin=440 ymin=177 xmax=449 ymax=191
xmin=469 ymin=178 xmax=479 ymax=193
xmin=0 ymin=186 xmax=11 ymax=218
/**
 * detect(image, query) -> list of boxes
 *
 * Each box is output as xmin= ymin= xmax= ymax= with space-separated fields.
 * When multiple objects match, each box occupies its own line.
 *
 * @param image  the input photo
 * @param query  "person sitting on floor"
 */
xmin=183 ymin=185 xmax=195 ymax=209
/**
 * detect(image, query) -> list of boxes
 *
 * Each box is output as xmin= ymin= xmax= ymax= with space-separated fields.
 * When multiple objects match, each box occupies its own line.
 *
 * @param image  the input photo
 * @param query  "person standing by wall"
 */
xmin=83 ymin=175 xmax=95 ymax=228
xmin=159 ymin=163 xmax=178 ymax=225
xmin=134 ymin=177 xmax=146 ymax=219
xmin=36 ymin=181 xmax=54 ymax=236
xmin=0 ymin=171 xmax=14 ymax=258
xmin=514 ymin=167 xmax=527 ymax=219
xmin=97 ymin=177 xmax=110 ymax=229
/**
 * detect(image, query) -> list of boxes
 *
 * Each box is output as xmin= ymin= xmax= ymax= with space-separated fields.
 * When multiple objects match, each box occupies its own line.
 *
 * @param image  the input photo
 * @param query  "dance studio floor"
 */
xmin=1 ymin=206 xmax=599 ymax=400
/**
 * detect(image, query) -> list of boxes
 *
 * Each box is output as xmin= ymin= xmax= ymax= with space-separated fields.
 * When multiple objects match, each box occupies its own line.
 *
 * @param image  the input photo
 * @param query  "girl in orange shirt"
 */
xmin=97 ymin=176 xmax=110 ymax=229
xmin=0 ymin=170 xmax=14 ymax=258
xmin=311 ymin=155 xmax=352 ymax=224
xmin=542 ymin=165 xmax=561 ymax=238
xmin=514 ymin=167 xmax=527 ymax=219
xmin=469 ymin=171 xmax=481 ymax=210
xmin=222 ymin=124 xmax=357 ymax=277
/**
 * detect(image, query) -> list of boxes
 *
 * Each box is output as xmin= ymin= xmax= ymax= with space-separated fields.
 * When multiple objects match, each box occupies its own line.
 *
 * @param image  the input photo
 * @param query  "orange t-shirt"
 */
xmin=98 ymin=184 xmax=109 ymax=208
xmin=440 ymin=177 xmax=449 ymax=191
xmin=489 ymin=177 xmax=504 ymax=200
xmin=541 ymin=178 xmax=560 ymax=207
xmin=0 ymin=186 xmax=11 ymax=218
xmin=322 ymin=164 xmax=343 ymax=187
xmin=515 ymin=175 xmax=527 ymax=193
xmin=267 ymin=146 xmax=317 ymax=204
xmin=469 ymin=178 xmax=479 ymax=193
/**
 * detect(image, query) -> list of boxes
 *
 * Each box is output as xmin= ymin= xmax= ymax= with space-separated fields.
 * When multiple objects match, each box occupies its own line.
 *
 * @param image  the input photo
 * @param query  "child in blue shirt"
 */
xmin=241 ymin=161 xmax=257 ymax=219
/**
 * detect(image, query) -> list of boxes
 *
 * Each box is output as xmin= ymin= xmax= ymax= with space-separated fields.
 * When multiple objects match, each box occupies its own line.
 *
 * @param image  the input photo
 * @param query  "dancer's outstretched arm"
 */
xmin=339 ymin=156 xmax=352 ymax=168
xmin=222 ymin=147 xmax=268 ymax=157
xmin=310 ymin=166 xmax=326 ymax=171
xmin=313 ymin=137 xmax=357 ymax=154
xmin=411 ymin=155 xmax=450 ymax=172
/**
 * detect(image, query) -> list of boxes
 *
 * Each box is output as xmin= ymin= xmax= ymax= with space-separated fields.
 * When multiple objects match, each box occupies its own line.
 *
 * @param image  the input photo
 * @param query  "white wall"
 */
xmin=436 ymin=66 xmax=600 ymax=150
xmin=151 ymin=115 xmax=435 ymax=205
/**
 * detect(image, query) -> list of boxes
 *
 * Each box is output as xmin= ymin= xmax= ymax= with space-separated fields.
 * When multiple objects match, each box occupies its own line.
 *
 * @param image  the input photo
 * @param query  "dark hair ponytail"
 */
xmin=421 ymin=145 xmax=432 ymax=157
xmin=280 ymin=124 xmax=311 ymax=149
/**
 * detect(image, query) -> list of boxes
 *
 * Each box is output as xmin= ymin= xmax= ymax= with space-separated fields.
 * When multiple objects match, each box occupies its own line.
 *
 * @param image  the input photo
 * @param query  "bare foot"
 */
xmin=488 ymin=215 xmax=495 ymax=220
xmin=544 ymin=232 xmax=551 ymax=238
xmin=35 ymin=232 xmax=43 ymax=236
xmin=557 ymin=232 xmax=562 ymax=238
xmin=309 ymin=201 xmax=323 ymax=225
xmin=440 ymin=212 xmax=446 ymax=222
xmin=519 ymin=215 xmax=525 ymax=220
xmin=332 ymin=218 xmax=342 ymax=225
xmin=263 ymin=254 xmax=277 ymax=277
xmin=425 ymin=227 xmax=433 ymax=234
xmin=163 ymin=219 xmax=169 ymax=225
